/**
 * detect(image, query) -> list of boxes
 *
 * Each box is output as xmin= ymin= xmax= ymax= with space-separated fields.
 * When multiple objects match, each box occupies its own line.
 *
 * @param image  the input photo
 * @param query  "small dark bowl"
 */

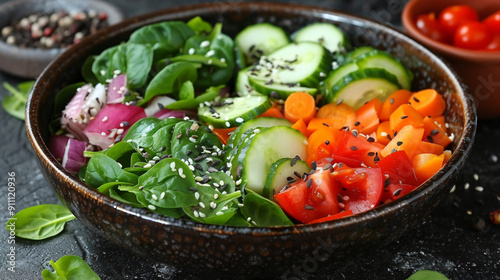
xmin=26 ymin=2 xmax=476 ymax=276
xmin=0 ymin=0 xmax=123 ymax=78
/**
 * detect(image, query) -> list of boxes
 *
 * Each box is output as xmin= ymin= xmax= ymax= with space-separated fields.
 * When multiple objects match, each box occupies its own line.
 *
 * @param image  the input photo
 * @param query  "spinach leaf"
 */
xmin=166 ymin=84 xmax=224 ymax=110
xmin=119 ymin=158 xmax=198 ymax=209
xmin=168 ymin=54 xmax=227 ymax=68
xmin=6 ymin=204 xmax=75 ymax=240
xmin=103 ymin=141 xmax=137 ymax=168
xmin=41 ymin=255 xmax=100 ymax=280
xmin=224 ymin=211 xmax=252 ymax=227
xmin=142 ymin=61 xmax=198 ymax=104
xmin=187 ymin=16 xmax=212 ymax=35
xmin=92 ymin=43 xmax=153 ymax=89
xmin=240 ymin=191 xmax=294 ymax=227
xmin=2 ymin=80 xmax=34 ymax=120
xmin=129 ymin=21 xmax=194 ymax=62
xmin=81 ymin=55 xmax=99 ymax=84
xmin=406 ymin=270 xmax=449 ymax=280
xmin=179 ymin=80 xmax=195 ymax=100
xmin=84 ymin=154 xmax=139 ymax=188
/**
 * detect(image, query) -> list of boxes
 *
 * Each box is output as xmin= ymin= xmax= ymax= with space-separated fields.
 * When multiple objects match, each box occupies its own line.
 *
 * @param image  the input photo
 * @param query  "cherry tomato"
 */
xmin=439 ymin=5 xmax=479 ymax=35
xmin=415 ymin=13 xmax=449 ymax=43
xmin=483 ymin=11 xmax=500 ymax=34
xmin=454 ymin=21 xmax=493 ymax=50
xmin=485 ymin=34 xmax=500 ymax=51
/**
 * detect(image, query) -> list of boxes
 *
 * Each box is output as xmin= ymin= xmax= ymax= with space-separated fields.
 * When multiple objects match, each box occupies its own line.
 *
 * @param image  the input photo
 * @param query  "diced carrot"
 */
xmin=389 ymin=104 xmax=424 ymax=133
xmin=258 ymin=106 xmax=285 ymax=119
xmin=443 ymin=150 xmax=452 ymax=164
xmin=412 ymin=153 xmax=444 ymax=184
xmin=380 ymin=125 xmax=425 ymax=158
xmin=212 ymin=127 xmax=237 ymax=145
xmin=409 ymin=89 xmax=446 ymax=118
xmin=376 ymin=121 xmax=392 ymax=145
xmin=306 ymin=127 xmax=339 ymax=165
xmin=307 ymin=118 xmax=338 ymax=134
xmin=379 ymin=89 xmax=413 ymax=121
xmin=411 ymin=141 xmax=445 ymax=158
xmin=355 ymin=98 xmax=383 ymax=135
xmin=284 ymin=92 xmax=316 ymax=124
xmin=292 ymin=118 xmax=310 ymax=137
xmin=316 ymin=102 xmax=356 ymax=130
xmin=434 ymin=115 xmax=446 ymax=129
xmin=422 ymin=116 xmax=452 ymax=148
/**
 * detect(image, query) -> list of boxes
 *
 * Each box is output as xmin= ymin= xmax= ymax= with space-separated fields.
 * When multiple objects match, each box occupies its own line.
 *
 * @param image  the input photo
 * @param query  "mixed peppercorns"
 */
xmin=1 ymin=10 xmax=108 ymax=49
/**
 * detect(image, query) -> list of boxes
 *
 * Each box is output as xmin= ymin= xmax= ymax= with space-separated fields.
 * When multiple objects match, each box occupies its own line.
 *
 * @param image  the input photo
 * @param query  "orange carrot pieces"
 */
xmin=376 ymin=121 xmax=392 ymax=146
xmin=316 ymin=102 xmax=356 ymax=130
xmin=443 ymin=150 xmax=452 ymax=164
xmin=412 ymin=153 xmax=445 ymax=184
xmin=380 ymin=124 xmax=425 ymax=158
xmin=410 ymin=141 xmax=445 ymax=158
xmin=292 ymin=118 xmax=310 ymax=137
xmin=258 ymin=106 xmax=285 ymax=119
xmin=307 ymin=118 xmax=338 ymax=133
xmin=355 ymin=98 xmax=383 ymax=135
xmin=389 ymin=104 xmax=424 ymax=133
xmin=284 ymin=91 xmax=316 ymax=124
xmin=434 ymin=115 xmax=446 ymax=129
xmin=409 ymin=89 xmax=446 ymax=118
xmin=379 ymin=89 xmax=413 ymax=121
xmin=212 ymin=127 xmax=237 ymax=145
xmin=422 ymin=116 xmax=452 ymax=148
xmin=306 ymin=127 xmax=338 ymax=165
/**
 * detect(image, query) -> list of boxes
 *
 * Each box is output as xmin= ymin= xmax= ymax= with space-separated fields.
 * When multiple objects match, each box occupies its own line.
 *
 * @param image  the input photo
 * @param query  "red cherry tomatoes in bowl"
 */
xmin=483 ymin=11 xmax=500 ymax=34
xmin=415 ymin=13 xmax=449 ymax=43
xmin=454 ymin=21 xmax=493 ymax=50
xmin=438 ymin=5 xmax=479 ymax=35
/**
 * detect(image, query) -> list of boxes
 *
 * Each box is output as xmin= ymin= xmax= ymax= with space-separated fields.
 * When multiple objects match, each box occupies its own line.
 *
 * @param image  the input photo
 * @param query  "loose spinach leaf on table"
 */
xmin=6 ymin=204 xmax=75 ymax=240
xmin=240 ymin=191 xmax=294 ymax=227
xmin=84 ymin=154 xmax=139 ymax=188
xmin=41 ymin=255 xmax=100 ymax=280
xmin=2 ymin=80 xmax=35 ymax=120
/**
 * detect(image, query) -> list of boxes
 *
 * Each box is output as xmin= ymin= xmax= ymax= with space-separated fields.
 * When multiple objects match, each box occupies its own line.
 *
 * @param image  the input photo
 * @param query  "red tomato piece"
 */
xmin=274 ymin=170 xmax=340 ymax=224
xmin=439 ymin=5 xmax=479 ymax=35
xmin=334 ymin=129 xmax=383 ymax=168
xmin=486 ymin=34 xmax=500 ymax=51
xmin=483 ymin=10 xmax=500 ymax=35
xmin=381 ymin=183 xmax=418 ymax=203
xmin=415 ymin=13 xmax=449 ymax=43
xmin=453 ymin=21 xmax=493 ymax=50
xmin=377 ymin=150 xmax=418 ymax=186
xmin=333 ymin=167 xmax=384 ymax=214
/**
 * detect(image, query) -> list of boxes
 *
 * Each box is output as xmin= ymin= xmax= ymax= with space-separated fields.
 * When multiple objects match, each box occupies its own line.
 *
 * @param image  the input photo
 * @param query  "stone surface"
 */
xmin=0 ymin=0 xmax=499 ymax=279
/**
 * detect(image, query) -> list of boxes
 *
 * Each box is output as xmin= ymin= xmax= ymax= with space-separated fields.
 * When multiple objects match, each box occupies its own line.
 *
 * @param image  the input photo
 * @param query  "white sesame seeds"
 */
xmin=152 ymin=194 xmax=158 ymax=200
xmin=205 ymin=50 xmax=215 ymax=57
xmin=238 ymin=203 xmax=244 ymax=207
xmin=195 ymin=192 xmax=200 ymax=200
xmin=216 ymin=211 xmax=224 ymax=216
xmin=101 ymin=132 xmax=106 ymax=136
xmin=194 ymin=210 xmax=199 ymax=218
xmin=199 ymin=212 xmax=206 ymax=218
xmin=464 ymin=183 xmax=470 ymax=190
xmin=101 ymin=116 xmax=108 ymax=122
xmin=194 ymin=176 xmax=204 ymax=182
xmin=381 ymin=132 xmax=388 ymax=137
xmin=188 ymin=48 xmax=195 ymax=55
xmin=236 ymin=117 xmax=244 ymax=123
xmin=200 ymin=40 xmax=210 ymax=48
xmin=225 ymin=121 xmax=231 ymax=127
xmin=199 ymin=202 xmax=206 ymax=208
xmin=449 ymin=185 xmax=456 ymax=193
xmin=221 ymin=206 xmax=228 ymax=211
xmin=178 ymin=168 xmax=186 ymax=178
xmin=492 ymin=154 xmax=498 ymax=163
xmin=247 ymin=217 xmax=252 ymax=222
xmin=160 ymin=192 xmax=165 ymax=199
xmin=210 ymin=202 xmax=217 ymax=209
xmin=473 ymin=174 xmax=479 ymax=181
xmin=170 ymin=162 xmax=176 ymax=171
xmin=189 ymin=136 xmax=197 ymax=143
xmin=475 ymin=186 xmax=484 ymax=192
xmin=148 ymin=205 xmax=157 ymax=210
xmin=213 ymin=193 xmax=219 ymax=200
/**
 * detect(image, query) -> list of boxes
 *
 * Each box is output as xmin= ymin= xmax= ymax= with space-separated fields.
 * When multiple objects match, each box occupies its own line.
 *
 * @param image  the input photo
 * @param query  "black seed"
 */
xmin=337 ymin=194 xmax=344 ymax=202
xmin=270 ymin=91 xmax=280 ymax=99
xmin=322 ymin=123 xmax=330 ymax=127
xmin=187 ymin=150 xmax=193 ymax=156
xmin=306 ymin=178 xmax=313 ymax=189
xmin=323 ymin=163 xmax=332 ymax=171
xmin=213 ymin=160 xmax=221 ymax=166
xmin=282 ymin=185 xmax=289 ymax=191
xmin=311 ymin=161 xmax=317 ymax=170
xmin=393 ymin=131 xmax=398 ymax=137
xmin=207 ymin=167 xmax=218 ymax=173
xmin=384 ymin=177 xmax=391 ymax=187
xmin=389 ymin=98 xmax=394 ymax=105
xmin=160 ymin=146 xmax=167 ymax=152
xmin=194 ymin=154 xmax=209 ymax=162
xmin=294 ymin=171 xmax=301 ymax=178
xmin=427 ymin=135 xmax=434 ymax=143
xmin=373 ymin=153 xmax=380 ymax=163
xmin=338 ymin=162 xmax=344 ymax=168
xmin=387 ymin=134 xmax=392 ymax=140
xmin=325 ymin=140 xmax=330 ymax=145
xmin=393 ymin=188 xmax=402 ymax=197
xmin=367 ymin=152 xmax=375 ymax=156
xmin=352 ymin=131 xmax=358 ymax=138
xmin=290 ymin=157 xmax=298 ymax=167
xmin=391 ymin=149 xmax=398 ymax=153
xmin=350 ymin=146 xmax=358 ymax=151
xmin=236 ymin=165 xmax=243 ymax=177
xmin=354 ymin=121 xmax=360 ymax=126
xmin=413 ymin=97 xmax=420 ymax=103
xmin=305 ymin=204 xmax=315 ymax=210
xmin=397 ymin=141 xmax=403 ymax=146
xmin=160 ymin=154 xmax=172 ymax=160
xmin=401 ymin=115 xmax=408 ymax=119
xmin=273 ymin=189 xmax=276 ymax=196
xmin=294 ymin=155 xmax=302 ymax=161
xmin=194 ymin=163 xmax=204 ymax=171
xmin=189 ymin=187 xmax=198 ymax=192
xmin=367 ymin=137 xmax=375 ymax=142
xmin=157 ymin=103 xmax=164 ymax=110
xmin=430 ymin=129 xmax=439 ymax=136
xmin=287 ymin=176 xmax=296 ymax=184
xmin=336 ymin=99 xmax=343 ymax=105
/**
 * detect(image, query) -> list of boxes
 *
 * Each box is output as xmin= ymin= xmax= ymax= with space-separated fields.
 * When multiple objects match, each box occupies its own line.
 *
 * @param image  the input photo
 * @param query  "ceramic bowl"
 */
xmin=26 ymin=2 xmax=476 ymax=276
xmin=0 ymin=0 xmax=124 ymax=78
xmin=402 ymin=0 xmax=500 ymax=119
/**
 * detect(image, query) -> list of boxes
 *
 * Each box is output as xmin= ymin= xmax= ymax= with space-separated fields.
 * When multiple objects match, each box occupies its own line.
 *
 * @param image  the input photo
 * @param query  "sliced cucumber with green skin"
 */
xmin=235 ymin=23 xmax=290 ymax=66
xmin=198 ymin=95 xmax=272 ymax=128
xmin=324 ymin=68 xmax=401 ymax=109
xmin=235 ymin=68 xmax=261 ymax=96
xmin=248 ymin=76 xmax=318 ymax=99
xmin=247 ymin=41 xmax=333 ymax=88
xmin=355 ymin=50 xmax=413 ymax=90
xmin=322 ymin=62 xmax=358 ymax=97
xmin=262 ymin=157 xmax=311 ymax=199
xmin=235 ymin=126 xmax=308 ymax=195
xmin=342 ymin=46 xmax=376 ymax=64
xmin=292 ymin=22 xmax=348 ymax=54
xmin=226 ymin=117 xmax=292 ymax=150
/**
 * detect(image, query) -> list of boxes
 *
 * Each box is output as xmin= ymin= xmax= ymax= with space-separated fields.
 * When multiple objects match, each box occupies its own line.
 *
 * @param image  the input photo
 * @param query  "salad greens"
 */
xmin=2 ymin=80 xmax=35 ymax=120
xmin=42 ymin=255 xmax=100 ymax=280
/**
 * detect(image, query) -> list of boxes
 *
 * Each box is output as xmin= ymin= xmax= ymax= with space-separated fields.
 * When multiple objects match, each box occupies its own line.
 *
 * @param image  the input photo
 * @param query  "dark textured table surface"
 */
xmin=1 ymin=0 xmax=499 ymax=279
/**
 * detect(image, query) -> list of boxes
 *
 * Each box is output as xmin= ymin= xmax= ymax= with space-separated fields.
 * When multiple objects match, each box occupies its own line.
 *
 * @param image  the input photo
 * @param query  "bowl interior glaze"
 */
xmin=26 ymin=2 xmax=476 ymax=276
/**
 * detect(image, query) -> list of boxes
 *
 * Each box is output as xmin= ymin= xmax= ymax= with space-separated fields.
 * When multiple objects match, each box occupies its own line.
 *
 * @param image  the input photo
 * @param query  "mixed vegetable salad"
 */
xmin=48 ymin=17 xmax=453 ymax=227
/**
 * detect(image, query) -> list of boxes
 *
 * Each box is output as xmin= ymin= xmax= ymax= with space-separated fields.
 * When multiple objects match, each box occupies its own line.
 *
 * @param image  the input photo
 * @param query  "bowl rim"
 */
xmin=26 ymin=2 xmax=477 ymax=237
xmin=401 ymin=0 xmax=500 ymax=63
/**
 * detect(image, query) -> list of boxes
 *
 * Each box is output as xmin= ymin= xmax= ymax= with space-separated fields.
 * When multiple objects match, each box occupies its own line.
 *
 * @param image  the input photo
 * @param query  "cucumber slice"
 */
xmin=342 ymin=46 xmax=376 ymax=64
xmin=198 ymin=95 xmax=272 ymax=128
xmin=235 ymin=23 xmax=290 ymax=66
xmin=235 ymin=69 xmax=258 ymax=96
xmin=262 ymin=157 xmax=311 ymax=199
xmin=322 ymin=62 xmax=358 ymax=97
xmin=325 ymin=68 xmax=401 ymax=109
xmin=236 ymin=126 xmax=308 ymax=195
xmin=355 ymin=50 xmax=413 ymax=90
xmin=292 ymin=22 xmax=348 ymax=53
xmin=247 ymin=41 xmax=333 ymax=88
xmin=248 ymin=76 xmax=318 ymax=100
xmin=227 ymin=117 xmax=292 ymax=149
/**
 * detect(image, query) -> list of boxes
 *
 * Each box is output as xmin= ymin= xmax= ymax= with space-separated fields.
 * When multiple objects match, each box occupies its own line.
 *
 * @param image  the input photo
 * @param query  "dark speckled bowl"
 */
xmin=25 ymin=2 xmax=476 ymax=276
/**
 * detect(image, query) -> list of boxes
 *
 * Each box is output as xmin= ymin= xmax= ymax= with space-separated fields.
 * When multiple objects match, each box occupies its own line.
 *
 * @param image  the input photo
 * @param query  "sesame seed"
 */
xmin=195 ymin=192 xmax=200 ymax=200
xmin=449 ymin=185 xmax=456 ymax=193
xmin=305 ymin=204 xmax=315 ymax=210
xmin=475 ymin=186 xmax=484 ymax=192
xmin=200 ymin=40 xmax=210 ymax=48
xmin=473 ymin=174 xmax=479 ymax=181
xmin=401 ymin=115 xmax=408 ymax=119
xmin=152 ymin=194 xmax=158 ymax=200
xmin=170 ymin=162 xmax=176 ymax=171
xmin=236 ymin=117 xmax=244 ymax=123
xmin=216 ymin=211 xmax=224 ymax=216
xmin=199 ymin=202 xmax=206 ymax=208
xmin=160 ymin=192 xmax=165 ymax=199
xmin=350 ymin=146 xmax=358 ymax=151
xmin=148 ymin=205 xmax=157 ymax=210
xmin=381 ymin=132 xmax=388 ymax=137
xmin=225 ymin=121 xmax=230 ymax=127
xmin=430 ymin=129 xmax=439 ymax=136
xmin=199 ymin=212 xmax=206 ymax=218
xmin=188 ymin=48 xmax=195 ymax=55
xmin=393 ymin=188 xmax=402 ymax=197
xmin=101 ymin=116 xmax=108 ymax=122
xmin=464 ymin=183 xmax=470 ymax=190
xmin=194 ymin=210 xmax=200 ymax=218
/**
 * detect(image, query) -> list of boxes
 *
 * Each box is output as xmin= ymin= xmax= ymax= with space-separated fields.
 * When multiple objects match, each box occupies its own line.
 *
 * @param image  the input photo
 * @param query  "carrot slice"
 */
xmin=411 ymin=141 xmax=445 ymax=158
xmin=316 ymin=102 xmax=356 ymax=130
xmin=380 ymin=125 xmax=425 ymax=158
xmin=389 ymin=104 xmax=424 ymax=133
xmin=284 ymin=92 xmax=316 ymax=124
xmin=422 ymin=116 xmax=452 ymax=148
xmin=443 ymin=150 xmax=452 ymax=164
xmin=355 ymin=98 xmax=383 ymax=135
xmin=409 ymin=89 xmax=446 ymax=118
xmin=306 ymin=127 xmax=338 ymax=165
xmin=379 ymin=89 xmax=413 ymax=121
xmin=376 ymin=121 xmax=392 ymax=146
xmin=292 ymin=118 xmax=310 ymax=137
xmin=212 ymin=127 xmax=237 ymax=145
xmin=307 ymin=118 xmax=338 ymax=133
xmin=258 ymin=107 xmax=285 ymax=119
xmin=412 ymin=153 xmax=444 ymax=184
xmin=434 ymin=115 xmax=446 ymax=129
